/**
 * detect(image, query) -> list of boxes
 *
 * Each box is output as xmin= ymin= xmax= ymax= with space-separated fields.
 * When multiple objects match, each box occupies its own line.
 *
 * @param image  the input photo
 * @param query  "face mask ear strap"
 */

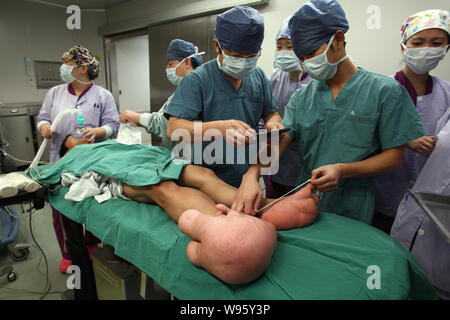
xmin=326 ymin=34 xmax=336 ymax=51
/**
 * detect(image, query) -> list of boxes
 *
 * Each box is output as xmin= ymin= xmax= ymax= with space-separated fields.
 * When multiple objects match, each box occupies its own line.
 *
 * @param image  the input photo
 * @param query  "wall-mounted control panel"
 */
xmin=34 ymin=60 xmax=63 ymax=89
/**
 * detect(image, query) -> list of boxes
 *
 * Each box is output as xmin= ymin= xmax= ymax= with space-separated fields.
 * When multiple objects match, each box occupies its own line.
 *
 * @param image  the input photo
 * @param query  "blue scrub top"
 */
xmin=165 ymin=59 xmax=278 ymax=187
xmin=283 ymin=68 xmax=426 ymax=223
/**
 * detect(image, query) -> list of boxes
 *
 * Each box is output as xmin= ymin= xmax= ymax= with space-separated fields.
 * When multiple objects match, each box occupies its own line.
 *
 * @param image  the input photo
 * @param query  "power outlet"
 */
xmin=27 ymin=77 xmax=35 ymax=87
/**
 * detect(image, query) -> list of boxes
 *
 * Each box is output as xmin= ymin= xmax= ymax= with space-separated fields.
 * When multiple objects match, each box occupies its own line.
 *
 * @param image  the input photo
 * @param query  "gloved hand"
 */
xmin=178 ymin=207 xmax=277 ymax=284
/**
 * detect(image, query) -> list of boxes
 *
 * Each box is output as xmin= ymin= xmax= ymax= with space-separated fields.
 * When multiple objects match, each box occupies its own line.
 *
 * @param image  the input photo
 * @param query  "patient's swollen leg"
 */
xmin=122 ymin=181 xmax=218 ymax=223
xmin=178 ymin=165 xmax=238 ymax=207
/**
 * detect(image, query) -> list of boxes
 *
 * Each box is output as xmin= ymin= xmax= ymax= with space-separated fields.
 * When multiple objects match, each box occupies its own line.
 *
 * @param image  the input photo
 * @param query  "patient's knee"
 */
xmin=181 ymin=165 xmax=218 ymax=189
xmin=152 ymin=181 xmax=183 ymax=207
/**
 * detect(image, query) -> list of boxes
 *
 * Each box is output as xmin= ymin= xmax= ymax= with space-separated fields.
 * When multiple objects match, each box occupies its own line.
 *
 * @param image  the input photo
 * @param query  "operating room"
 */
xmin=0 ymin=0 xmax=449 ymax=304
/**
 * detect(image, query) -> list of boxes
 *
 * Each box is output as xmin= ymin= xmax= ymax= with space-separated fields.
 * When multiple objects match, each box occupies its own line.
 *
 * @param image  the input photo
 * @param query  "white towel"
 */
xmin=2 ymin=172 xmax=40 ymax=193
xmin=0 ymin=179 xmax=18 ymax=198
xmin=61 ymin=172 xmax=130 ymax=204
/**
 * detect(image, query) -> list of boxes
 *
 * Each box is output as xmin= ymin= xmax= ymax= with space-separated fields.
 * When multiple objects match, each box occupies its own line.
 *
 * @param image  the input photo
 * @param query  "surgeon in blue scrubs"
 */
xmin=233 ymin=0 xmax=426 ymax=224
xmin=165 ymin=6 xmax=282 ymax=188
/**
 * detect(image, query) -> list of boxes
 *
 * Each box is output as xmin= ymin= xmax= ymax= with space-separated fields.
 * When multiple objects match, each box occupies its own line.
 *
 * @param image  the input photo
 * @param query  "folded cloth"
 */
xmin=2 ymin=172 xmax=40 ymax=193
xmin=0 ymin=179 xmax=18 ymax=198
xmin=61 ymin=172 xmax=132 ymax=204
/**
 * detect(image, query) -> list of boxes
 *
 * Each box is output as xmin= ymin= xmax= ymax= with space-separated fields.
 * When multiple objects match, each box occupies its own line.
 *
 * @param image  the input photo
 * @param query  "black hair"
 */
xmin=59 ymin=135 xmax=69 ymax=158
xmin=191 ymin=60 xmax=199 ymax=69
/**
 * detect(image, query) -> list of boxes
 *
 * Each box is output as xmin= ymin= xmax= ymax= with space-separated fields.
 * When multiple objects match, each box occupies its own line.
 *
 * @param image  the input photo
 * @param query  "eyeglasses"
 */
xmin=219 ymin=43 xmax=261 ymax=59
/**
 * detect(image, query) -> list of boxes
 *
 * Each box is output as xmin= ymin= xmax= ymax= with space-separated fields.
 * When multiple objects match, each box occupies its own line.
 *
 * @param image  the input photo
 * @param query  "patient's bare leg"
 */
xmin=178 ymin=165 xmax=238 ymax=206
xmin=122 ymin=181 xmax=218 ymax=223
xmin=178 ymin=165 xmax=319 ymax=230
xmin=178 ymin=165 xmax=273 ymax=208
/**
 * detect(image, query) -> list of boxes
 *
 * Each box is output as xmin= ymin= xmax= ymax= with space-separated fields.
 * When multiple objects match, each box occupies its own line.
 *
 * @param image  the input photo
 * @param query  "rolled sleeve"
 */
xmin=102 ymin=125 xmax=113 ymax=139
xmin=100 ymin=92 xmax=120 ymax=137
xmin=379 ymin=83 xmax=427 ymax=150
xmin=37 ymin=120 xmax=51 ymax=130
xmin=139 ymin=106 xmax=168 ymax=138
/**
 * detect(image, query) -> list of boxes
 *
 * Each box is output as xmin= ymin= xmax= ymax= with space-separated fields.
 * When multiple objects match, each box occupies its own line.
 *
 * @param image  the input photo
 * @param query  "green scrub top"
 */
xmin=282 ymin=68 xmax=426 ymax=224
xmin=165 ymin=59 xmax=278 ymax=188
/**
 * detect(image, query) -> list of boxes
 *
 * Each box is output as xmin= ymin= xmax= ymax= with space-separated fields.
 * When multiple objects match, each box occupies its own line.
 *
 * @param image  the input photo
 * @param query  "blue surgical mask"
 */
xmin=401 ymin=43 xmax=448 ymax=75
xmin=302 ymin=35 xmax=348 ymax=81
xmin=60 ymin=64 xmax=76 ymax=83
xmin=218 ymin=44 xmax=260 ymax=80
xmin=274 ymin=50 xmax=301 ymax=72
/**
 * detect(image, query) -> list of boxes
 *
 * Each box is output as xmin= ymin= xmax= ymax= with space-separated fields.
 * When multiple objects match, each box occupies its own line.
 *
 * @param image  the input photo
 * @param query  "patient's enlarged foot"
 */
xmin=178 ymin=208 xmax=277 ymax=285
xmin=260 ymin=183 xmax=320 ymax=230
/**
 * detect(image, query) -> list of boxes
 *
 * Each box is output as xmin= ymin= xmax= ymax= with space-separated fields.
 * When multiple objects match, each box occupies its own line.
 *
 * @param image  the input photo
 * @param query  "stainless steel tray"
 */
xmin=408 ymin=190 xmax=450 ymax=242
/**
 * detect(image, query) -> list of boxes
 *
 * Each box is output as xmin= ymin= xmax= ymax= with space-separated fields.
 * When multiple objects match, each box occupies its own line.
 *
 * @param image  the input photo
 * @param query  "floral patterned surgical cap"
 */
xmin=62 ymin=45 xmax=100 ymax=80
xmin=401 ymin=9 xmax=450 ymax=44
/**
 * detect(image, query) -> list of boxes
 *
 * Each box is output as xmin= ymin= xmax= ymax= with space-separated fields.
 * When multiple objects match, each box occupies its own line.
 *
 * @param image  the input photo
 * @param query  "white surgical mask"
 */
xmin=301 ymin=35 xmax=348 ymax=81
xmin=401 ymin=43 xmax=448 ymax=75
xmin=166 ymin=50 xmax=205 ymax=86
xmin=274 ymin=50 xmax=301 ymax=72
xmin=166 ymin=65 xmax=183 ymax=86
xmin=60 ymin=63 xmax=92 ymax=85
xmin=60 ymin=64 xmax=76 ymax=83
xmin=218 ymin=43 xmax=260 ymax=80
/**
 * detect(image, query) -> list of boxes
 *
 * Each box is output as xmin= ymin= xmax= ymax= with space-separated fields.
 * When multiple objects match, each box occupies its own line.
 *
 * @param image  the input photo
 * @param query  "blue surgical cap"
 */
xmin=215 ymin=6 xmax=264 ymax=52
xmin=165 ymin=39 xmax=203 ymax=67
xmin=289 ymin=0 xmax=349 ymax=58
xmin=276 ymin=16 xmax=293 ymax=41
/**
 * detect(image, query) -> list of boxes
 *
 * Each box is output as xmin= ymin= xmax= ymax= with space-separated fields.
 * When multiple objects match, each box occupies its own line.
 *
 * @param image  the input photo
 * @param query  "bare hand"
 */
xmin=265 ymin=121 xmax=285 ymax=131
xmin=231 ymin=172 xmax=263 ymax=215
xmin=39 ymin=123 xmax=53 ymax=139
xmin=407 ymin=136 xmax=436 ymax=158
xmin=311 ymin=164 xmax=344 ymax=193
xmin=82 ymin=128 xmax=97 ymax=144
xmin=219 ymin=120 xmax=256 ymax=146
xmin=120 ymin=110 xmax=141 ymax=125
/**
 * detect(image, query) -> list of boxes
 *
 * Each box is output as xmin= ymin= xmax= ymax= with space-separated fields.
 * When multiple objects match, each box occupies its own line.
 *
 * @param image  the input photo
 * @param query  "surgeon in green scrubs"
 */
xmin=232 ymin=0 xmax=426 ymax=224
xmin=165 ymin=6 xmax=282 ymax=188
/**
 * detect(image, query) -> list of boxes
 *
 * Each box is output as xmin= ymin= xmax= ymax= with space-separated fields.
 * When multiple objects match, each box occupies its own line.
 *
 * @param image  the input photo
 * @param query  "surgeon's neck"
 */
xmin=326 ymin=59 xmax=358 ymax=100
xmin=403 ymin=65 xmax=429 ymax=96
xmin=289 ymin=70 xmax=302 ymax=83
xmin=223 ymin=73 xmax=242 ymax=91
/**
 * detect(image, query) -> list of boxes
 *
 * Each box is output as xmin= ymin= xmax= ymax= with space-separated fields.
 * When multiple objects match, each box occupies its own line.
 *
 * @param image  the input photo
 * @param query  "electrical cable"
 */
xmin=0 ymin=147 xmax=50 ymax=165
xmin=27 ymin=203 xmax=52 ymax=299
